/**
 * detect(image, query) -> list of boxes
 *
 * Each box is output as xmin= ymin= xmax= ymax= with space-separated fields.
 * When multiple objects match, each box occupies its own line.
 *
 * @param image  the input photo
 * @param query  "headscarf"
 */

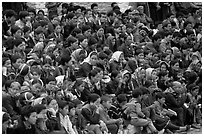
xmin=81 ymin=51 xmax=97 ymax=64
xmin=109 ymin=51 xmax=123 ymax=62
xmin=71 ymin=48 xmax=84 ymax=62
xmin=146 ymin=67 xmax=154 ymax=80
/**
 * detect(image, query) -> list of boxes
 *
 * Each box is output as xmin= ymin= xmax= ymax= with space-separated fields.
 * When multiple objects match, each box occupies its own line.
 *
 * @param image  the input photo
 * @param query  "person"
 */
xmin=124 ymin=88 xmax=158 ymax=134
xmin=81 ymin=93 xmax=106 ymax=134
xmin=99 ymin=95 xmax=123 ymax=133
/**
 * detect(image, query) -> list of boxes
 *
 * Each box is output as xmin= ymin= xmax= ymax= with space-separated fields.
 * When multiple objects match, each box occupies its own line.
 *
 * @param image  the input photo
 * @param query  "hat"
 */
xmin=98 ymin=52 xmax=108 ymax=60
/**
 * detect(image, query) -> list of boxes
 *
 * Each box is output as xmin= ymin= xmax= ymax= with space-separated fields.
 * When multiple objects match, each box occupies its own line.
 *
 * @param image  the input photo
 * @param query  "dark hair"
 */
xmin=33 ymin=104 xmax=46 ymax=114
xmin=19 ymin=11 xmax=29 ymax=20
xmin=21 ymin=105 xmax=36 ymax=121
xmin=101 ymin=95 xmax=111 ymax=104
xmin=111 ymin=2 xmax=117 ymax=7
xmin=91 ymin=3 xmax=98 ymax=9
xmin=37 ymin=10 xmax=45 ymax=15
xmin=117 ymin=94 xmax=127 ymax=103
xmin=4 ymin=9 xmax=17 ymax=18
xmin=88 ymin=93 xmax=100 ymax=103
xmin=132 ymin=88 xmax=142 ymax=98
xmin=152 ymin=33 xmax=162 ymax=42
xmin=11 ymin=25 xmax=21 ymax=35
xmin=183 ymin=21 xmax=192 ymax=28
xmin=10 ymin=54 xmax=22 ymax=64
xmin=155 ymin=92 xmax=165 ymax=100
xmin=170 ymin=59 xmax=180 ymax=67
xmin=27 ymin=7 xmax=36 ymax=15
xmin=88 ymin=67 xmax=100 ymax=79
xmin=140 ymin=86 xmax=150 ymax=95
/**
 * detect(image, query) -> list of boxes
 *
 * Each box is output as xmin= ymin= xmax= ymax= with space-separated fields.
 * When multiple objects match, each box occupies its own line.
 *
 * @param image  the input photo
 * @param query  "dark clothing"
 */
xmin=78 ymin=62 xmax=92 ymax=77
xmin=118 ymin=44 xmax=134 ymax=59
xmin=81 ymin=105 xmax=100 ymax=125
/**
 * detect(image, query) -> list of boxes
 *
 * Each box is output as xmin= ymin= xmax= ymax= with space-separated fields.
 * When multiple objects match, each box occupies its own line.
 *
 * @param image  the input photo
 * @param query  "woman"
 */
xmin=145 ymin=68 xmax=158 ymax=88
xmin=78 ymin=51 xmax=98 ymax=77
xmin=109 ymin=51 xmax=126 ymax=73
xmin=132 ymin=67 xmax=146 ymax=88
xmin=70 ymin=48 xmax=87 ymax=70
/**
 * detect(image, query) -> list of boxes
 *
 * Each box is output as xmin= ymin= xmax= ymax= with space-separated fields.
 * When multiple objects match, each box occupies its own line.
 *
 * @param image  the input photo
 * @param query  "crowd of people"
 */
xmin=2 ymin=2 xmax=202 ymax=134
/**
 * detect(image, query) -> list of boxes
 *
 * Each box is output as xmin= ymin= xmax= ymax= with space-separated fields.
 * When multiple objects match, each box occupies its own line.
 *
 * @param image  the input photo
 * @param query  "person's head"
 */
xmin=3 ymin=57 xmax=11 ymax=70
xmin=73 ymin=79 xmax=85 ymax=92
xmin=117 ymin=94 xmax=127 ymax=106
xmin=68 ymin=102 xmax=76 ymax=116
xmin=170 ymin=59 xmax=180 ymax=71
xmin=137 ymin=6 xmax=144 ymax=14
xmin=152 ymin=33 xmax=162 ymax=45
xmin=19 ymin=11 xmax=29 ymax=23
xmin=4 ymin=9 xmax=17 ymax=24
xmin=96 ymin=27 xmax=104 ymax=37
xmin=54 ymin=24 xmax=62 ymax=34
xmin=91 ymin=3 xmax=98 ymax=13
xmin=37 ymin=10 xmax=45 ymax=16
xmin=77 ymin=34 xmax=88 ymax=48
xmin=27 ymin=7 xmax=36 ymax=21
xmin=55 ymin=90 xmax=64 ymax=100
xmin=2 ymin=111 xmax=11 ymax=133
xmin=46 ymin=97 xmax=58 ymax=111
xmin=82 ymin=25 xmax=92 ymax=37
xmin=160 ymin=61 xmax=169 ymax=72
xmin=184 ymin=21 xmax=193 ymax=31
xmin=132 ymin=87 xmax=142 ymax=100
xmin=88 ymin=93 xmax=101 ymax=108
xmin=140 ymin=86 xmax=150 ymax=100
xmin=88 ymin=51 xmax=98 ymax=65
xmin=30 ymin=67 xmax=42 ymax=80
xmin=62 ymin=3 xmax=68 ymax=14
xmin=11 ymin=25 xmax=23 ymax=39
xmin=58 ymin=100 xmax=69 ymax=116
xmin=124 ymin=35 xmax=133 ymax=46
xmin=21 ymin=105 xmax=37 ymax=125
xmin=34 ymin=104 xmax=47 ymax=121
xmin=155 ymin=92 xmax=165 ymax=104
xmin=8 ymin=81 xmax=21 ymax=97
xmin=162 ymin=21 xmax=172 ymax=31
xmin=111 ymin=2 xmax=118 ymax=8
xmin=101 ymin=95 xmax=112 ymax=109
xmin=172 ymin=81 xmax=182 ymax=94
xmin=66 ymin=36 xmax=79 ymax=50
xmin=88 ymin=68 xmax=102 ymax=83
xmin=13 ymin=38 xmax=26 ymax=52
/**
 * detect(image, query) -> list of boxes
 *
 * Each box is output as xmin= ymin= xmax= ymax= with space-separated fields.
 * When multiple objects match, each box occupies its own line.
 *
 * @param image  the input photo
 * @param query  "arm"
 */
xmin=81 ymin=108 xmax=100 ymax=124
xmin=99 ymin=107 xmax=119 ymax=125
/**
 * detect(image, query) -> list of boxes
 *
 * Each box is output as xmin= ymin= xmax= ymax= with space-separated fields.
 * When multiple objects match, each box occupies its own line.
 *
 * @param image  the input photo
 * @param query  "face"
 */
xmin=160 ymin=64 xmax=167 ymax=71
xmin=84 ymin=29 xmax=92 ymax=37
xmin=78 ymin=83 xmax=85 ymax=92
xmin=72 ymin=40 xmax=79 ymax=49
xmin=69 ymin=107 xmax=76 ymax=116
xmin=62 ymin=105 xmax=69 ymax=115
xmin=55 ymin=25 xmax=61 ymax=33
xmin=48 ymin=99 xmax=58 ymax=111
xmin=125 ymin=36 xmax=132 ymax=45
xmin=104 ymin=100 xmax=112 ymax=109
xmin=119 ymin=54 xmax=125 ymax=63
xmin=138 ymin=53 xmax=144 ymax=60
xmin=31 ymin=83 xmax=42 ymax=93
xmin=123 ymin=73 xmax=130 ymax=82
xmin=21 ymin=86 xmax=31 ymax=92
xmin=97 ymin=28 xmax=104 ymax=36
xmin=37 ymin=109 xmax=48 ymax=121
xmin=4 ymin=59 xmax=11 ymax=69
xmin=94 ymin=98 xmax=101 ymax=107
xmin=81 ymin=38 xmax=88 ymax=48
xmin=172 ymin=82 xmax=182 ymax=93
xmin=56 ymin=91 xmax=63 ymax=99
xmin=93 ymin=6 xmax=98 ymax=13
xmin=172 ymin=62 xmax=180 ymax=71
xmin=90 ymin=54 xmax=98 ymax=65
xmin=139 ymin=69 xmax=146 ymax=78
xmin=27 ymin=112 xmax=37 ymax=125
xmin=9 ymin=82 xmax=21 ymax=96
xmin=17 ymin=42 xmax=26 ymax=51
xmin=158 ymin=97 xmax=165 ymax=104
xmin=14 ymin=29 xmax=23 ymax=39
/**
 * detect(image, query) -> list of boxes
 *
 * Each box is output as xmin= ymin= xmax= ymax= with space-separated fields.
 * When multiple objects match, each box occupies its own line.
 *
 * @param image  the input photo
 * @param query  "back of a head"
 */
xmin=132 ymin=87 xmax=142 ymax=98
xmin=88 ymin=93 xmax=100 ymax=103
